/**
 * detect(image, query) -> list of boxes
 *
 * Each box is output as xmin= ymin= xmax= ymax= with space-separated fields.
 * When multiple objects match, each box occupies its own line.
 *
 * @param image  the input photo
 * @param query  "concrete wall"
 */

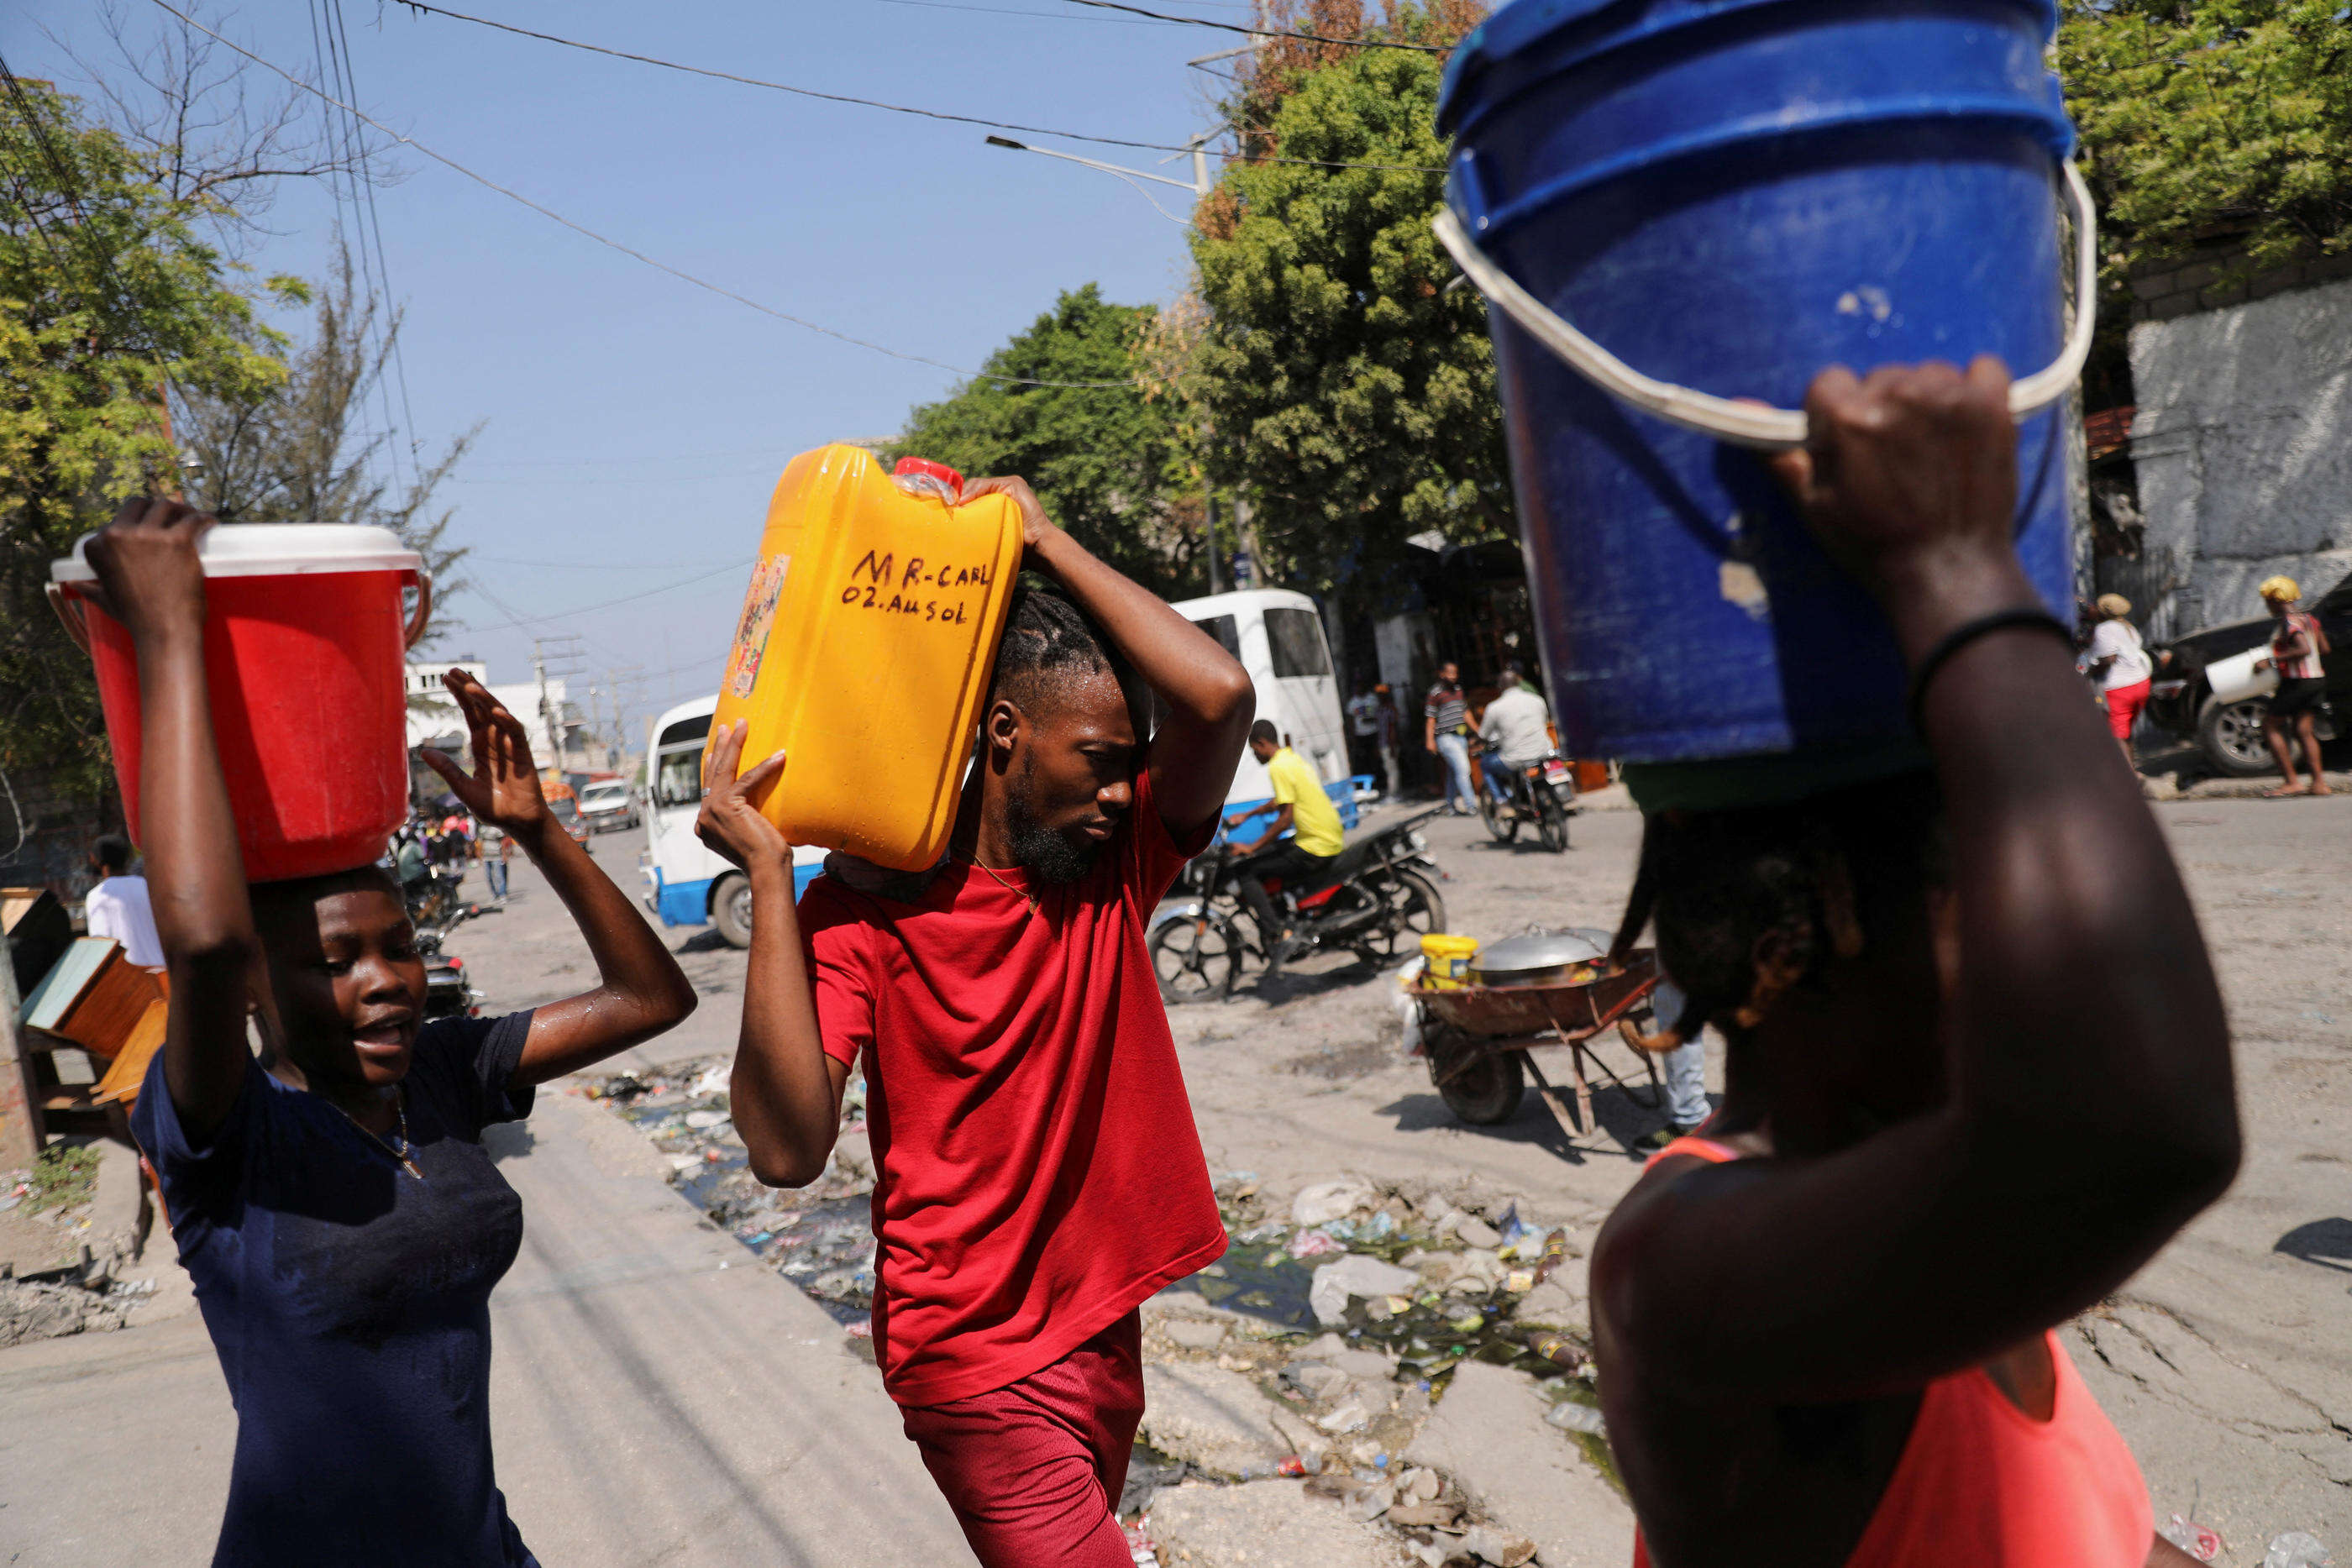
xmin=2129 ymin=271 xmax=2352 ymax=638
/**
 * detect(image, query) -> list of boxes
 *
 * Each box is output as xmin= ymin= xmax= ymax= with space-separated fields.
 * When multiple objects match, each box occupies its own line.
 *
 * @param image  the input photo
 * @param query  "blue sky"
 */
xmin=8 ymin=0 xmax=1243 ymax=739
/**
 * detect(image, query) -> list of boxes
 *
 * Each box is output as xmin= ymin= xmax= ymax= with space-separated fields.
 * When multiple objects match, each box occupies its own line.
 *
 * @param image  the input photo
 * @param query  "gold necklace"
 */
xmin=332 ymin=1090 xmax=425 ymax=1180
xmin=969 ymin=857 xmax=1039 ymax=916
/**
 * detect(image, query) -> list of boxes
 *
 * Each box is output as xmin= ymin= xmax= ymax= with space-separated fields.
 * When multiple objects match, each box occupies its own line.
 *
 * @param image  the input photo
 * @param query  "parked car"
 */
xmin=577 ymin=779 xmax=641 ymax=834
xmin=548 ymin=794 xmax=593 ymax=848
xmin=2146 ymin=570 xmax=2350 ymax=775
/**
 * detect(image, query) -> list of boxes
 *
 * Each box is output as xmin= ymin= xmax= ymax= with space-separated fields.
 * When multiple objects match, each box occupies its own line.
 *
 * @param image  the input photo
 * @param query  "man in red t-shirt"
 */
xmin=694 ymin=475 xmax=1255 ymax=1566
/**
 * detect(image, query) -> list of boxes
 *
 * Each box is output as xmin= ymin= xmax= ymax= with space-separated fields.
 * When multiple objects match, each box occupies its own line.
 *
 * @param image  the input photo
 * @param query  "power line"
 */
xmin=382 ymin=1 xmax=1444 ymax=173
xmin=467 ymin=553 xmax=738 ymax=569
xmin=330 ymin=0 xmax=426 ymax=490
xmin=307 ymin=0 xmax=406 ymax=495
xmin=447 ymin=470 xmax=777 ymax=487
xmin=868 ymin=0 xmax=1226 ymax=25
xmin=1050 ymin=0 xmax=1448 ymax=51
xmin=464 ymin=559 xmax=753 ymax=633
xmin=146 ymin=0 xmax=1150 ymax=390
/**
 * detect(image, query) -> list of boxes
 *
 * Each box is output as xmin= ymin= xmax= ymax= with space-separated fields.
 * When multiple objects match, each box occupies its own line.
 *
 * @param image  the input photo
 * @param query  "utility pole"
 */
xmin=532 ymin=634 xmax=585 ymax=778
xmin=1204 ymin=486 xmax=1224 ymax=596
xmin=987 ymin=118 xmax=1239 ymax=598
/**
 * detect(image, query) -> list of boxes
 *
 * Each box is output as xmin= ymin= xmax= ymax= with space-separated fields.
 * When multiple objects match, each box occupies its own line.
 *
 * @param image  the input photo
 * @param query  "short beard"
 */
xmin=1005 ymin=753 xmax=1097 ymax=885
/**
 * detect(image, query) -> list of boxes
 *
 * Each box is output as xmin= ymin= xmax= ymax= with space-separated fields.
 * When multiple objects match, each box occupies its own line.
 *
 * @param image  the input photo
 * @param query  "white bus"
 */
xmin=1170 ymin=588 xmax=1352 ymax=810
xmin=639 ymin=694 xmax=826 ymax=948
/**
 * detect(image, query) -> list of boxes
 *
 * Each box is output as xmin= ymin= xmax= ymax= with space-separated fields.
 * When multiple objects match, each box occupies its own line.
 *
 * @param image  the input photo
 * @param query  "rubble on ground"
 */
xmin=580 ymin=1072 xmax=1629 ymax=1565
xmin=0 ymin=1141 xmax=160 ymax=1347
xmin=580 ymin=1058 xmax=879 ymax=1324
xmin=0 ymin=1275 xmax=155 ymax=1349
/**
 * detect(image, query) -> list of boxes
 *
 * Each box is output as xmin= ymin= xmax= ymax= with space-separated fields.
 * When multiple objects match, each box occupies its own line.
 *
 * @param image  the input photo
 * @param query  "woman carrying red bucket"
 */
xmin=84 ymin=498 xmax=697 ymax=1566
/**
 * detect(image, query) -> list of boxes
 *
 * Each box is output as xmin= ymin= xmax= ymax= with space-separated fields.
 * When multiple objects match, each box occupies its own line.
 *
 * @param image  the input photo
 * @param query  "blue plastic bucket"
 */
xmin=1436 ymin=0 xmax=2082 ymax=764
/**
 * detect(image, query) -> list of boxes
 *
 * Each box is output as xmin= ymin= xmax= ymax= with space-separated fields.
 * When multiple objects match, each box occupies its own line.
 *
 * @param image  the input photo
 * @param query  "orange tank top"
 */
xmin=1629 ymin=1136 xmax=2154 ymax=1568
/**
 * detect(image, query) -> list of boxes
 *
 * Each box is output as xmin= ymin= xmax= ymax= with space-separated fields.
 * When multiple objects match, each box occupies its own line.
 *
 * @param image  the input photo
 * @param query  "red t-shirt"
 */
xmin=797 ymin=767 xmax=1228 ymax=1407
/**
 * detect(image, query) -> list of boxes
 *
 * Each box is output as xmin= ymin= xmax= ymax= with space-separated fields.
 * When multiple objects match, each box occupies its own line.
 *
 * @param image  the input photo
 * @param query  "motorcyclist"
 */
xmin=1221 ymin=720 xmax=1344 ymax=978
xmin=1478 ymin=662 xmax=1556 ymax=807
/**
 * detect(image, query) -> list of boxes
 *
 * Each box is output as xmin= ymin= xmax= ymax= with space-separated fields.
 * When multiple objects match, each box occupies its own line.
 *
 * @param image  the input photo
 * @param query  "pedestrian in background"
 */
xmin=483 ymin=823 xmax=512 ymax=903
xmin=2085 ymin=593 xmax=2153 ymax=766
xmin=2253 ymin=576 xmax=2333 ymax=797
xmin=1345 ymin=677 xmax=1383 ymax=786
xmin=83 ymin=833 xmax=164 ymax=969
xmin=1624 ymin=976 xmax=1713 ymax=1151
xmin=1374 ymin=683 xmax=1402 ymax=799
xmin=1425 ymin=662 xmax=1477 ymax=815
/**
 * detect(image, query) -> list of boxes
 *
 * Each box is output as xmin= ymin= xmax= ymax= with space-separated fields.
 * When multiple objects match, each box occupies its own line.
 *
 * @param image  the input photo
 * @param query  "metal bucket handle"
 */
xmin=1434 ymin=160 xmax=2099 ymax=452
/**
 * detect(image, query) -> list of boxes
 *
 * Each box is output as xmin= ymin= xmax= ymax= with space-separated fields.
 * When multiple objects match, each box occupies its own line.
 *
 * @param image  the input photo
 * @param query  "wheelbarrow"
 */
xmin=1412 ymin=948 xmax=1666 ymax=1148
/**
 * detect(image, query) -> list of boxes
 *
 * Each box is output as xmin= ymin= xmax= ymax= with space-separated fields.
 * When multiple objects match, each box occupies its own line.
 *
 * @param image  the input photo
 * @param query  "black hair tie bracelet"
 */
xmin=1906 ymin=606 xmax=2075 ymax=732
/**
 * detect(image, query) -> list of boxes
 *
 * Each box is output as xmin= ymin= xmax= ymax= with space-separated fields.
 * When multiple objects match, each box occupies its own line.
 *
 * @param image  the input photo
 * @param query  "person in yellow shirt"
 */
xmin=1222 ymin=720 xmax=1346 ymax=978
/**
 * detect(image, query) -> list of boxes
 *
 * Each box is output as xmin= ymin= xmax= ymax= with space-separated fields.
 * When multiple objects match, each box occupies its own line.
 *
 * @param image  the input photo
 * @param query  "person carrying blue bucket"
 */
xmin=1435 ymin=3 xmax=2231 ymax=1561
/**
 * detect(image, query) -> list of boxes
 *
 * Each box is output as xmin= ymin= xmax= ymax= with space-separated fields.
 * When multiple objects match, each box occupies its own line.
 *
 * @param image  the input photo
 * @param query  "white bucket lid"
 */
xmin=50 ymin=522 xmax=423 ymax=583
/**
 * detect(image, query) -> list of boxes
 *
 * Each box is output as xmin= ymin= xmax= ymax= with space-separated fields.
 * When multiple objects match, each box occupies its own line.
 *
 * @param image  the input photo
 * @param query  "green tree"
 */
xmin=1 ymin=76 xmax=291 ymax=802
xmin=2063 ymin=1 xmax=2352 ymax=272
xmin=888 ymin=285 xmax=1203 ymax=598
xmin=1186 ymin=2 xmax=1504 ymax=595
xmin=2060 ymin=2 xmax=2352 ymax=401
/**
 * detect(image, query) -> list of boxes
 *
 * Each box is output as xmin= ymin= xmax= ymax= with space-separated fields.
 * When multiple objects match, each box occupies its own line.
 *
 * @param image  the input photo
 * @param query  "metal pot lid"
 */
xmin=1468 ymin=927 xmax=1610 ymax=978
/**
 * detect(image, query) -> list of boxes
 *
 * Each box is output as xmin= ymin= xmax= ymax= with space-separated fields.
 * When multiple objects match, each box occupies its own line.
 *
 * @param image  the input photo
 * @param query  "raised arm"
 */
xmin=963 ymin=477 xmax=1254 ymax=836
xmin=422 ymin=674 xmax=695 ymax=1084
xmin=84 ymin=499 xmax=257 ymax=1144
xmin=1226 ymin=800 xmax=1294 ymax=854
xmin=692 ymin=721 xmax=848 ymax=1187
xmin=1598 ymin=359 xmax=2238 ymax=1403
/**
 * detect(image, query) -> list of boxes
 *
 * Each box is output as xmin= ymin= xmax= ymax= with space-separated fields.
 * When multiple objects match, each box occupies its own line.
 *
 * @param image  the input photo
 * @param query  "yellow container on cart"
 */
xmin=708 ymin=445 xmax=1026 ymax=871
xmin=1420 ymin=933 xmax=1480 ymax=989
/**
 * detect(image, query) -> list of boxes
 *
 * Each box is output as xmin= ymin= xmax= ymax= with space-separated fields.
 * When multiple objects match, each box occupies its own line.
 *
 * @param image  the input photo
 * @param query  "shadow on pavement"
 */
xmin=2273 ymin=1217 xmax=2352 ymax=1274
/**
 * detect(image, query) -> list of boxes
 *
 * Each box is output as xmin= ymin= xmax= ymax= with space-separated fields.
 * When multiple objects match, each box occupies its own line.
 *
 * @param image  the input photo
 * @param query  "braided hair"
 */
xmin=1609 ymin=772 xmax=1946 ymax=1047
xmin=988 ymin=573 xmax=1147 ymax=736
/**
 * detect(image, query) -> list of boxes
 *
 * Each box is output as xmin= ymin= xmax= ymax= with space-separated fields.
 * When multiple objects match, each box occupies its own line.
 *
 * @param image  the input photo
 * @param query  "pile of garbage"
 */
xmin=1193 ymin=1172 xmax=1596 ymax=1390
xmin=1122 ymin=1172 xmax=1616 ymax=1564
xmin=580 ymin=1057 xmax=879 ymax=1324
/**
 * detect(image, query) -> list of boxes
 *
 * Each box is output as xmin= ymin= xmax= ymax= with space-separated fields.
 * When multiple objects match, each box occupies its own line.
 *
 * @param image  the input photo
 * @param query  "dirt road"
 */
xmin=530 ymin=791 xmax=2348 ymax=1565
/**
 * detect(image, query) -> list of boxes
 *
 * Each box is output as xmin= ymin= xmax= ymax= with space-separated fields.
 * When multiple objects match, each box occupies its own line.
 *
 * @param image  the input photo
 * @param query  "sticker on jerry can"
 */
xmin=723 ymin=555 xmax=789 ymax=700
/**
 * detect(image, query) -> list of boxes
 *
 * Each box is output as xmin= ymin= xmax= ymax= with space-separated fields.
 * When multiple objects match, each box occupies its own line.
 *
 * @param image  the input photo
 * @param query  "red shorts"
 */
xmin=899 ymin=1312 xmax=1144 ymax=1568
xmin=2104 ymin=677 xmax=2152 ymax=741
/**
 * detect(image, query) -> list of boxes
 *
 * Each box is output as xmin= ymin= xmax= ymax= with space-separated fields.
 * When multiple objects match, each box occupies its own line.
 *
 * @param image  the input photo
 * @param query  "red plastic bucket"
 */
xmin=50 ymin=525 xmax=430 ymax=883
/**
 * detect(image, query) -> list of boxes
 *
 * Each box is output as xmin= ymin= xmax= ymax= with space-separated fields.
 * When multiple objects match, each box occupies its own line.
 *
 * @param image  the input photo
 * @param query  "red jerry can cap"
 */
xmin=892 ymin=457 xmax=964 ymax=490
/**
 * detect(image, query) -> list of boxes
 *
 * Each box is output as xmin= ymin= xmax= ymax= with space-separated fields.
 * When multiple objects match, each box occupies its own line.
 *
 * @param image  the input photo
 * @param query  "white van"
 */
xmin=639 ymin=694 xmax=826 ymax=948
xmin=1170 ymin=589 xmax=1350 ymax=805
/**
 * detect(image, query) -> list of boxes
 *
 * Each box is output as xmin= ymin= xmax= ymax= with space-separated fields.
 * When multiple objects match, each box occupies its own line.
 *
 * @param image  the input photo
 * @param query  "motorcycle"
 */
xmin=1147 ymin=807 xmax=1448 ymax=1002
xmin=414 ymin=899 xmax=498 ymax=1020
xmin=1475 ymin=742 xmax=1576 ymax=853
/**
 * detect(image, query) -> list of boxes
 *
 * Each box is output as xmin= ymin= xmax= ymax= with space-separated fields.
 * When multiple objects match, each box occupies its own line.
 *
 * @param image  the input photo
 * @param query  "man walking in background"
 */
xmin=1425 ymin=662 xmax=1477 ymax=815
xmin=1374 ymin=683 xmax=1402 ymax=799
xmin=83 ymin=834 xmax=164 ymax=969
xmin=2254 ymin=575 xmax=2334 ymax=797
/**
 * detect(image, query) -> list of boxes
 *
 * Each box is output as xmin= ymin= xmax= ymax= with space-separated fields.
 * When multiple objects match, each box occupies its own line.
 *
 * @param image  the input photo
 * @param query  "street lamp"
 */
xmin=985 ymin=128 xmax=1232 ymax=596
xmin=983 ymin=133 xmax=1212 ymax=223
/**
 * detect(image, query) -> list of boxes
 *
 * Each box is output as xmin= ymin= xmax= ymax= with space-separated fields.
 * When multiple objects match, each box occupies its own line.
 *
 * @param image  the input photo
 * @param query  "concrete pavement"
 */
xmin=0 ymin=971 xmax=975 ymax=1566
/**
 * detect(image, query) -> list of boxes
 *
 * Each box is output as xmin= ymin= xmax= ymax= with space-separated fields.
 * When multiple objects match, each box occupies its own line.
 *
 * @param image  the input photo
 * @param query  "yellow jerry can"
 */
xmin=707 ymin=446 xmax=1025 ymax=870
